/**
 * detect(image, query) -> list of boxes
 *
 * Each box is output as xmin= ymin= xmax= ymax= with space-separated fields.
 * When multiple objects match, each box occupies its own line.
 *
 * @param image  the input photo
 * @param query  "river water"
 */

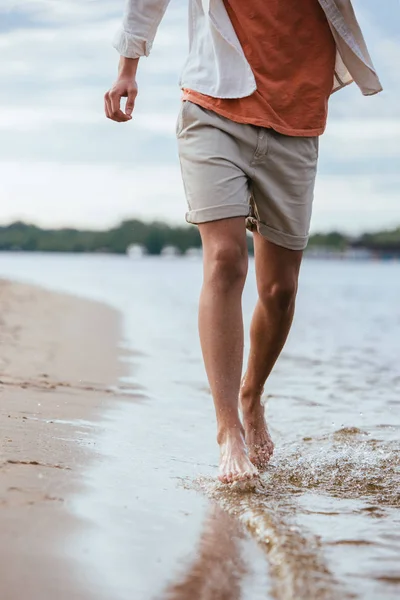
xmin=0 ymin=253 xmax=398 ymax=599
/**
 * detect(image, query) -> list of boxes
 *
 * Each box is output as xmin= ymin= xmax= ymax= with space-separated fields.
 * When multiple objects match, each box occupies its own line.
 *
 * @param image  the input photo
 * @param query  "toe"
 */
xmin=231 ymin=470 xmax=241 ymax=482
xmin=235 ymin=469 xmax=258 ymax=483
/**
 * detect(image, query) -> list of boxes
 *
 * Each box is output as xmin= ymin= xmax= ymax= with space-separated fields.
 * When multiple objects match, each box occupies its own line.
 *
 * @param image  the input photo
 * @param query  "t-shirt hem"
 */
xmin=182 ymin=92 xmax=325 ymax=137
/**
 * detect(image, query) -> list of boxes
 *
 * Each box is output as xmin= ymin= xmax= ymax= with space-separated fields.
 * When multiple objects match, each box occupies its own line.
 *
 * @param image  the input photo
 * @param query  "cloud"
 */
xmin=313 ymin=174 xmax=400 ymax=233
xmin=4 ymin=1 xmax=119 ymax=26
xmin=0 ymin=161 xmax=186 ymax=228
xmin=321 ymin=119 xmax=400 ymax=167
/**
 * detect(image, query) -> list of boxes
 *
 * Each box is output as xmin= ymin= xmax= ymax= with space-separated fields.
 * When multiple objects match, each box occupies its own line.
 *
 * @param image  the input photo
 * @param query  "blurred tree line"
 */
xmin=0 ymin=220 xmax=201 ymax=254
xmin=0 ymin=220 xmax=399 ymax=255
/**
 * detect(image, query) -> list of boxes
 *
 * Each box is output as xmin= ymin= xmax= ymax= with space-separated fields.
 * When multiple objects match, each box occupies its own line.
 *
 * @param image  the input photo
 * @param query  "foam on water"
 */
xmin=270 ymin=430 xmax=400 ymax=507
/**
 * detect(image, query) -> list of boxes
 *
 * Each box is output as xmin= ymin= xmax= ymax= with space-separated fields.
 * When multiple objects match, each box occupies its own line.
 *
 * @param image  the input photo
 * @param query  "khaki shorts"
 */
xmin=177 ymin=101 xmax=319 ymax=251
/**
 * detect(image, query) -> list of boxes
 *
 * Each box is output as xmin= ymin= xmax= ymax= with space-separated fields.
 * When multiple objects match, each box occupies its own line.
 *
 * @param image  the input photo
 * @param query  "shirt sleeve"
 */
xmin=113 ymin=0 xmax=172 ymax=59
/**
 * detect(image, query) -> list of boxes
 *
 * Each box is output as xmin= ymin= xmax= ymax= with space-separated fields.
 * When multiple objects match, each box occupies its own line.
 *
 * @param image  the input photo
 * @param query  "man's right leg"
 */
xmin=198 ymin=217 xmax=258 ymax=484
xmin=177 ymin=101 xmax=260 ymax=483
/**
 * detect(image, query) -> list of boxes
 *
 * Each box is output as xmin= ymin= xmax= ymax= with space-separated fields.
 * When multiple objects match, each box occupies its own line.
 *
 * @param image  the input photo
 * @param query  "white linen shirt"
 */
xmin=113 ymin=0 xmax=382 ymax=98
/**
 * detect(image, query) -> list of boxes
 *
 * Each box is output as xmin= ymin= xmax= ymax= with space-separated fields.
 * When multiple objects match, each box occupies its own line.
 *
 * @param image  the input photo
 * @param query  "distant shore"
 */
xmin=1 ymin=220 xmax=400 ymax=258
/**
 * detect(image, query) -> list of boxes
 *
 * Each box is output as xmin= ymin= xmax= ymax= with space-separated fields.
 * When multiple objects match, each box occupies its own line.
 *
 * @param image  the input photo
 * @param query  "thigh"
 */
xmin=249 ymin=131 xmax=318 ymax=252
xmin=177 ymin=102 xmax=251 ymax=225
xmin=253 ymin=231 xmax=303 ymax=293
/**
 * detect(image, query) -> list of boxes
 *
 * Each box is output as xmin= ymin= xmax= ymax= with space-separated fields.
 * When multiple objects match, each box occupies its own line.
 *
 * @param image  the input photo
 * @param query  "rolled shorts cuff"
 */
xmin=246 ymin=217 xmax=309 ymax=251
xmin=186 ymin=203 xmax=250 ymax=225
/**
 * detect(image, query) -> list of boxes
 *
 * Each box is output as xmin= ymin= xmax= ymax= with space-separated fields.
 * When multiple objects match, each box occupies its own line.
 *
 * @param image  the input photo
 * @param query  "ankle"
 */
xmin=242 ymin=404 xmax=265 ymax=428
xmin=217 ymin=422 xmax=244 ymax=445
xmin=240 ymin=393 xmax=266 ymax=427
xmin=240 ymin=381 xmax=264 ymax=412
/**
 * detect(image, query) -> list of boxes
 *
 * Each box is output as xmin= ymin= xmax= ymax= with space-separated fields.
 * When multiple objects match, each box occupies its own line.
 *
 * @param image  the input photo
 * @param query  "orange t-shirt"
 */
xmin=183 ymin=0 xmax=336 ymax=136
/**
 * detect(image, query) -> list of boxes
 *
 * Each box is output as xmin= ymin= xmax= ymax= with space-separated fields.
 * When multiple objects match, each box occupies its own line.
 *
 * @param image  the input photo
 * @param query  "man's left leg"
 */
xmin=240 ymin=233 xmax=303 ymax=467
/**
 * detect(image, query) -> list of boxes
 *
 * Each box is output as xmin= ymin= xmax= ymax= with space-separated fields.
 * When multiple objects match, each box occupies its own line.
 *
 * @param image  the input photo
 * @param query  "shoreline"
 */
xmin=0 ymin=279 xmax=129 ymax=600
xmin=0 ymin=277 xmax=272 ymax=600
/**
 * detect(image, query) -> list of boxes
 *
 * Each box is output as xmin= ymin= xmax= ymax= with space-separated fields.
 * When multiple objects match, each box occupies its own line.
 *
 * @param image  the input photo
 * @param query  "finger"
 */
xmin=111 ymin=108 xmax=130 ymax=122
xmin=104 ymin=94 xmax=111 ymax=119
xmin=109 ymin=91 xmax=130 ymax=122
xmin=125 ymin=90 xmax=137 ymax=117
xmin=105 ymin=92 xmax=122 ymax=121
xmin=109 ymin=90 xmax=121 ymax=115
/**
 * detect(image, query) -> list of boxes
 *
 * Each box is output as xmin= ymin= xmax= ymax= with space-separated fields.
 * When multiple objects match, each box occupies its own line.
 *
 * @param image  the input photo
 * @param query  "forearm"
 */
xmin=118 ymin=56 xmax=139 ymax=79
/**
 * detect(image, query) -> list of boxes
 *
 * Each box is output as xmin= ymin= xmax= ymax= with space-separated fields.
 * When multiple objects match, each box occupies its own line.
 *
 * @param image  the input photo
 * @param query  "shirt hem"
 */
xmin=183 ymin=92 xmax=326 ymax=137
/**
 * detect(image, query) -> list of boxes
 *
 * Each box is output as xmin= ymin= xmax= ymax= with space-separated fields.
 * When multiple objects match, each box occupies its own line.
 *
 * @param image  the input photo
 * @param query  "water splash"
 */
xmin=190 ymin=429 xmax=400 ymax=600
xmin=268 ymin=431 xmax=400 ymax=507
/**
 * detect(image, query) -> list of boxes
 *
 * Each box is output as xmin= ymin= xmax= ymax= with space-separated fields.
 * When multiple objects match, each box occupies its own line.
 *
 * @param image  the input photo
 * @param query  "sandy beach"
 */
xmin=0 ymin=279 xmax=126 ymax=600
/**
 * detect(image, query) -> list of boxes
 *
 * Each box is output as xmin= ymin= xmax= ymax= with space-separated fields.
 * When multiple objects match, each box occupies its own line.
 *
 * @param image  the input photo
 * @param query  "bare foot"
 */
xmin=240 ymin=386 xmax=274 ymax=470
xmin=218 ymin=428 xmax=259 ymax=485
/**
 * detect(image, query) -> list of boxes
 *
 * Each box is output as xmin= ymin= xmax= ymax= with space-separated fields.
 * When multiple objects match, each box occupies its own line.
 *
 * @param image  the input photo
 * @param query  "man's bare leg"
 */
xmin=241 ymin=233 xmax=303 ymax=468
xmin=198 ymin=217 xmax=258 ymax=484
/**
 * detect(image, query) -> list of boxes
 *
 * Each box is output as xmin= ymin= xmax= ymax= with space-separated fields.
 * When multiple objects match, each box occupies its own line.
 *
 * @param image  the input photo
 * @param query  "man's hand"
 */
xmin=104 ymin=57 xmax=139 ymax=123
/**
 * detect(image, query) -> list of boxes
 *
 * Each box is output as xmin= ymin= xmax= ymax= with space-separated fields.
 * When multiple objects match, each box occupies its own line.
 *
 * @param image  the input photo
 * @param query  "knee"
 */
xmin=259 ymin=278 xmax=298 ymax=313
xmin=206 ymin=243 xmax=248 ymax=291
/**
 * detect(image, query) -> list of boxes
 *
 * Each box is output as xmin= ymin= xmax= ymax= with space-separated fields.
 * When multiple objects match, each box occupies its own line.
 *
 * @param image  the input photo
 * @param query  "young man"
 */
xmin=105 ymin=1 xmax=382 ymax=485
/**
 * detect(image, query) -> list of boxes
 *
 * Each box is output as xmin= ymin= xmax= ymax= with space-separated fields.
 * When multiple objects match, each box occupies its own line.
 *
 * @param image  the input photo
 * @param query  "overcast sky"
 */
xmin=1 ymin=0 xmax=399 ymax=233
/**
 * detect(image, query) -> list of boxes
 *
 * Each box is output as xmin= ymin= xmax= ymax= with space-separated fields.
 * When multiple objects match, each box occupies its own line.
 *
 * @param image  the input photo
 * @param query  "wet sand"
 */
xmin=0 ymin=279 xmax=126 ymax=599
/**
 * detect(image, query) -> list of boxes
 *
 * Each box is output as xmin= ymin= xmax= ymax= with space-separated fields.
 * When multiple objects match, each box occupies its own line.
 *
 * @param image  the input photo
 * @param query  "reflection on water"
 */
xmin=161 ymin=505 xmax=268 ymax=600
xmin=192 ymin=480 xmax=343 ymax=600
